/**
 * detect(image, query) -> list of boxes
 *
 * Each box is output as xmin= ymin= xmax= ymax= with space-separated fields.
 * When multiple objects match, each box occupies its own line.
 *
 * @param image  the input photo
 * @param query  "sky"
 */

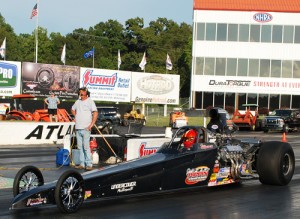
xmin=0 ymin=0 xmax=194 ymax=36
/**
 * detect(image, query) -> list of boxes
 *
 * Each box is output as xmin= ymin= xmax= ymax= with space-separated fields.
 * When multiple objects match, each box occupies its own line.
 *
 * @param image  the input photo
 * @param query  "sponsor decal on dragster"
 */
xmin=208 ymin=164 xmax=235 ymax=186
xmin=253 ymin=12 xmax=273 ymax=23
xmin=83 ymin=70 xmax=117 ymax=87
xmin=27 ymin=197 xmax=47 ymax=206
xmin=199 ymin=143 xmax=214 ymax=150
xmin=0 ymin=62 xmax=18 ymax=87
xmin=185 ymin=166 xmax=210 ymax=185
xmin=139 ymin=142 xmax=158 ymax=157
xmin=85 ymin=191 xmax=92 ymax=199
xmin=111 ymin=181 xmax=136 ymax=193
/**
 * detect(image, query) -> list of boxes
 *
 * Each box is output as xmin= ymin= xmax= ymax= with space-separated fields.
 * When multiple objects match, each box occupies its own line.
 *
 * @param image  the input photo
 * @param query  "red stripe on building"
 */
xmin=194 ymin=0 xmax=300 ymax=13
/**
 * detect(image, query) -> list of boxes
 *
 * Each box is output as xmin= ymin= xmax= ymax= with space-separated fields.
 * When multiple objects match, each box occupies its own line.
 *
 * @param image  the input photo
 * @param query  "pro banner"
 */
xmin=22 ymin=62 xmax=80 ymax=99
xmin=0 ymin=61 xmax=21 ymax=97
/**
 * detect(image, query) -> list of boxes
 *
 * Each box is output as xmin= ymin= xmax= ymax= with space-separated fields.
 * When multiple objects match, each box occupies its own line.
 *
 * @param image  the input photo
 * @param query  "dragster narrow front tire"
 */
xmin=55 ymin=170 xmax=85 ymax=214
xmin=13 ymin=165 xmax=44 ymax=197
xmin=257 ymin=141 xmax=295 ymax=186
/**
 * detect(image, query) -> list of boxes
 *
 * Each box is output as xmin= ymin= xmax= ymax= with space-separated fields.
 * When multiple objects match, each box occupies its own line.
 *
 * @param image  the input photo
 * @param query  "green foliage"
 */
xmin=0 ymin=14 xmax=192 ymax=97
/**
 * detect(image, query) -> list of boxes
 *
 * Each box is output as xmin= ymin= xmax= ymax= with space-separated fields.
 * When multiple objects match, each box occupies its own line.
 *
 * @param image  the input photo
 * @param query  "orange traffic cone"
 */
xmin=281 ymin=132 xmax=287 ymax=142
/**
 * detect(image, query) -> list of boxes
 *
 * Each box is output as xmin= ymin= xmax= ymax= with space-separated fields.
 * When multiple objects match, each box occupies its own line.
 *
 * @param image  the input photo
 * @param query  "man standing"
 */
xmin=44 ymin=91 xmax=60 ymax=122
xmin=71 ymin=87 xmax=98 ymax=171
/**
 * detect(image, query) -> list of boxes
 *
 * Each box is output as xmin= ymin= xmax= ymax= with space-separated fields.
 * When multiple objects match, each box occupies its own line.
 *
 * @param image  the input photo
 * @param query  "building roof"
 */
xmin=194 ymin=0 xmax=300 ymax=13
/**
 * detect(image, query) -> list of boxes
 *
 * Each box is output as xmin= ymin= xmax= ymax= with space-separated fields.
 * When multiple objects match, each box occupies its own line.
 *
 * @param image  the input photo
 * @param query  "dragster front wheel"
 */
xmin=13 ymin=165 xmax=44 ymax=197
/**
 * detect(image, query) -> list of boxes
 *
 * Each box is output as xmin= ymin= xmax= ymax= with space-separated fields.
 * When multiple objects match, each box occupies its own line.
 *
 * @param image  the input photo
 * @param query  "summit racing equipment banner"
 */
xmin=131 ymin=72 xmax=179 ymax=104
xmin=22 ymin=62 xmax=80 ymax=99
xmin=0 ymin=61 xmax=21 ymax=97
xmin=80 ymin=68 xmax=131 ymax=102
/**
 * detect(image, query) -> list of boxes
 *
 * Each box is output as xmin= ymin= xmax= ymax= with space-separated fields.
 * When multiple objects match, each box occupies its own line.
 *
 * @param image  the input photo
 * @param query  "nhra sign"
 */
xmin=253 ymin=12 xmax=273 ymax=23
xmin=21 ymin=62 xmax=80 ymax=99
xmin=0 ymin=61 xmax=21 ymax=97
xmin=131 ymin=72 xmax=180 ymax=105
xmin=80 ymin=68 xmax=131 ymax=102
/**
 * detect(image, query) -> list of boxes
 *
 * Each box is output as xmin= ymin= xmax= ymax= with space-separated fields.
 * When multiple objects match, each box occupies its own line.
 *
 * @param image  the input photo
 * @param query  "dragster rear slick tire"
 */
xmin=257 ymin=141 xmax=295 ymax=186
xmin=55 ymin=170 xmax=85 ymax=213
xmin=13 ymin=165 xmax=44 ymax=197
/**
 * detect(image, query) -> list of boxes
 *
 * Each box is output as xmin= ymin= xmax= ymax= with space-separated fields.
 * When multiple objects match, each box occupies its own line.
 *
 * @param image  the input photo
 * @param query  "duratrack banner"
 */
xmin=131 ymin=72 xmax=180 ymax=104
xmin=0 ymin=61 xmax=21 ymax=97
xmin=80 ymin=68 xmax=131 ymax=102
xmin=22 ymin=62 xmax=80 ymax=99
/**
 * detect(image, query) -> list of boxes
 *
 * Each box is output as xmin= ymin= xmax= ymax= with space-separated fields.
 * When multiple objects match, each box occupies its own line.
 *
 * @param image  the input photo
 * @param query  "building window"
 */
xmin=196 ymin=23 xmax=205 ymax=41
xmin=283 ymin=25 xmax=294 ymax=43
xmin=225 ymin=93 xmax=236 ymax=110
xmin=272 ymin=25 xmax=283 ymax=43
xmin=215 ymin=58 xmax=226 ymax=75
xmin=261 ymin=25 xmax=271 ymax=42
xmin=206 ymin=23 xmax=216 ymax=41
xmin=217 ymin=23 xmax=227 ymax=41
xmin=294 ymin=26 xmax=300 ymax=43
xmin=247 ymin=93 xmax=258 ymax=105
xmin=204 ymin=57 xmax=215 ymax=75
xmin=195 ymin=57 xmax=204 ymax=75
xmin=226 ymin=58 xmax=237 ymax=76
xmin=215 ymin=92 xmax=224 ymax=108
xmin=249 ymin=59 xmax=259 ymax=77
xmin=292 ymin=95 xmax=300 ymax=108
xmin=270 ymin=94 xmax=280 ymax=110
xmin=250 ymin=24 xmax=260 ymax=42
xmin=293 ymin=61 xmax=300 ymax=78
xmin=228 ymin=24 xmax=238 ymax=41
xmin=237 ymin=59 xmax=248 ymax=76
xmin=271 ymin=60 xmax=281 ymax=77
xmin=203 ymin=92 xmax=213 ymax=109
xmin=237 ymin=93 xmax=246 ymax=109
xmin=239 ymin=24 xmax=249 ymax=42
xmin=260 ymin=59 xmax=270 ymax=77
xmin=282 ymin=60 xmax=293 ymax=78
xmin=258 ymin=94 xmax=269 ymax=109
xmin=280 ymin=95 xmax=291 ymax=108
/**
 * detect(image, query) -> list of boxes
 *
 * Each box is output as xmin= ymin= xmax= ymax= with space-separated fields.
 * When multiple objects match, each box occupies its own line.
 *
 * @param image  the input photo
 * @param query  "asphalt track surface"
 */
xmin=1 ymin=128 xmax=300 ymax=219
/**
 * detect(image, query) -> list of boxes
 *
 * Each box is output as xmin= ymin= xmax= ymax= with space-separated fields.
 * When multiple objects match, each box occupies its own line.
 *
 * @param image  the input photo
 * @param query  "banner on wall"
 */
xmin=0 ymin=61 xmax=21 ymax=97
xmin=193 ymin=75 xmax=300 ymax=95
xmin=80 ymin=68 xmax=131 ymax=102
xmin=22 ymin=62 xmax=80 ymax=99
xmin=131 ymin=72 xmax=180 ymax=104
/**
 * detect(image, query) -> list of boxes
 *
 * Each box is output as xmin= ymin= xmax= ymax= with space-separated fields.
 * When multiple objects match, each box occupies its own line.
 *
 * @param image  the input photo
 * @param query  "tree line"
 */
xmin=0 ymin=14 xmax=193 ymax=97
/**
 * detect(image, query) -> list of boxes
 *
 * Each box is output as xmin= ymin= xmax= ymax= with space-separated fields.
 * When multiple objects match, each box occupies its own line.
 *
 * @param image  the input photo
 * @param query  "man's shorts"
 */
xmin=48 ymin=108 xmax=57 ymax=115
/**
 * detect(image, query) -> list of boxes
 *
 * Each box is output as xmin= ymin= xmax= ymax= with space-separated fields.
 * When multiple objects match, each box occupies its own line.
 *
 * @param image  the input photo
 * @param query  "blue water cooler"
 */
xmin=56 ymin=148 xmax=70 ymax=166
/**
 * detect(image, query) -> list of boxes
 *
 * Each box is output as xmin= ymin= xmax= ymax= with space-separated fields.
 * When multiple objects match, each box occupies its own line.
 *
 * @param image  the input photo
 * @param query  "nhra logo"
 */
xmin=139 ymin=142 xmax=158 ymax=157
xmin=83 ymin=70 xmax=117 ymax=87
xmin=253 ymin=13 xmax=273 ymax=23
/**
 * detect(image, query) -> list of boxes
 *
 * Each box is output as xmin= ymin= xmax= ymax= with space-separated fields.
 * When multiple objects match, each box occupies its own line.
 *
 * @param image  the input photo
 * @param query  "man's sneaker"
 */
xmin=85 ymin=166 xmax=93 ymax=171
xmin=75 ymin=165 xmax=85 ymax=170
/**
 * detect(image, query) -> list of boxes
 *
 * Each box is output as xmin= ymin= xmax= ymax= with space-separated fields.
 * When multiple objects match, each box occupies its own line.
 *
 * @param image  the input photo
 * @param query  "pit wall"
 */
xmin=0 ymin=122 xmax=75 ymax=145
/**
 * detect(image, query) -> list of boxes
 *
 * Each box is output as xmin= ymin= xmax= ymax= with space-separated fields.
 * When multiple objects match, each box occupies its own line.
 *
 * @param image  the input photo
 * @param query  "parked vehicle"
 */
xmin=122 ymin=105 xmax=146 ymax=126
xmin=92 ymin=106 xmax=121 ymax=134
xmin=11 ymin=109 xmax=295 ymax=214
xmin=169 ymin=107 xmax=188 ymax=128
xmin=262 ymin=108 xmax=300 ymax=132
xmin=232 ymin=104 xmax=262 ymax=131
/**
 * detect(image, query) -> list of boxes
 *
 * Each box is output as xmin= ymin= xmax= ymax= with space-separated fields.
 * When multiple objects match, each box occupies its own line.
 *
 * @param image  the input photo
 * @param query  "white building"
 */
xmin=191 ymin=0 xmax=300 ymax=111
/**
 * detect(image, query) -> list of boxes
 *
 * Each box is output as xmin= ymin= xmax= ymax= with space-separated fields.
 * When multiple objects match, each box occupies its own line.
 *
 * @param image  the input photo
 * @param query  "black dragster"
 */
xmin=10 ymin=112 xmax=295 ymax=214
